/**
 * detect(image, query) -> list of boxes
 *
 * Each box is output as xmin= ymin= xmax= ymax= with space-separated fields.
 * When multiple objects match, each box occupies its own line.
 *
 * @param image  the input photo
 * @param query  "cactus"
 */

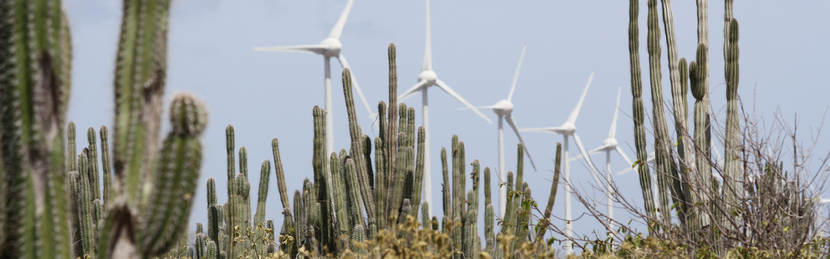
xmin=646 ymin=0 xmax=683 ymax=227
xmin=87 ymin=127 xmax=101 ymax=203
xmin=341 ymin=69 xmax=376 ymax=227
xmin=136 ymin=94 xmax=206 ymax=257
xmin=723 ymin=19 xmax=741 ymax=203
xmin=627 ymin=0 xmax=658 ymax=225
xmin=484 ymin=167 xmax=495 ymax=253
xmin=537 ymin=143 xmax=563 ymax=241
xmin=112 ymin=0 xmax=172 ymax=204
xmin=100 ymin=126 xmax=114 ymax=209
xmin=254 ymin=160 xmax=270 ymax=226
xmin=0 ymin=0 xmax=74 ymax=257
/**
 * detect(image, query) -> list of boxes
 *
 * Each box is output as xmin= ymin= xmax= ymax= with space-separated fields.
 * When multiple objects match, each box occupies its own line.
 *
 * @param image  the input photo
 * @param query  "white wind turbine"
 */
xmin=521 ymin=72 xmax=602 ymax=255
xmin=568 ymin=87 xmax=634 ymax=229
xmin=471 ymin=45 xmax=537 ymax=219
xmin=254 ymin=0 xmax=374 ymax=154
xmin=398 ymin=0 xmax=493 ymax=216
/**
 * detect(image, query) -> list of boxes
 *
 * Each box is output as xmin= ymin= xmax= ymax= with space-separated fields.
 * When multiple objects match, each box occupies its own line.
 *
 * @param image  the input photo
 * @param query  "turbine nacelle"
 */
xmin=558 ymin=122 xmax=576 ymax=135
xmin=418 ymin=70 xmax=438 ymax=84
xmin=601 ymin=137 xmax=618 ymax=149
xmin=319 ymin=38 xmax=343 ymax=57
xmin=491 ymin=99 xmax=514 ymax=115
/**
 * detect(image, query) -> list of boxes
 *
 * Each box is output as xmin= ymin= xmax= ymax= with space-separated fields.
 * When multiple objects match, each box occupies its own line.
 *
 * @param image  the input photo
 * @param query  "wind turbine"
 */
xmin=521 ymin=72 xmax=601 ymax=255
xmin=569 ymin=87 xmax=634 ymax=229
xmin=472 ymin=45 xmax=537 ymax=219
xmin=254 ymin=0 xmax=374 ymax=154
xmin=398 ymin=0 xmax=493 ymax=216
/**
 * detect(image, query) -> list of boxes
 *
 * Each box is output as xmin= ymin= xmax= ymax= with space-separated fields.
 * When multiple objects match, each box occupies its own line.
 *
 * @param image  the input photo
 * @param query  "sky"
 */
xmin=64 ymin=0 xmax=830 ymax=250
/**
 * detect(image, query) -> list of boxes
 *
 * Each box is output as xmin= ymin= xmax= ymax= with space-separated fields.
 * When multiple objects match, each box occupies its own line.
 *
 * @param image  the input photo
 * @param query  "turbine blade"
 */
xmin=609 ymin=86 xmax=622 ymax=139
xmin=615 ymin=146 xmax=634 ymax=168
xmin=328 ymin=0 xmax=355 ymax=39
xmin=457 ymin=105 xmax=497 ymax=111
xmin=436 ymin=79 xmax=492 ymax=124
xmin=573 ymin=133 xmax=603 ymax=186
xmin=568 ymin=148 xmax=601 ymax=162
xmin=505 ymin=115 xmax=537 ymax=170
xmin=566 ymin=72 xmax=595 ymax=125
xmin=616 ymin=167 xmax=635 ymax=176
xmin=423 ymin=0 xmax=433 ymax=71
xmin=337 ymin=55 xmax=374 ymax=117
xmin=519 ymin=127 xmax=561 ymax=133
xmin=399 ymin=81 xmax=429 ymax=101
xmin=253 ymin=44 xmax=326 ymax=54
xmin=507 ymin=44 xmax=527 ymax=102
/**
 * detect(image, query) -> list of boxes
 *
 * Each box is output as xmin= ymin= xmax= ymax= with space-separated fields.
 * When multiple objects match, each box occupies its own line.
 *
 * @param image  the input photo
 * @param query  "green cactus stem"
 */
xmin=723 ymin=18 xmax=741 ymax=203
xmin=627 ymin=0 xmax=658 ymax=225
xmin=537 ymin=143 xmax=562 ymax=241
xmin=112 ymin=0 xmax=173 ymax=205
xmin=100 ymin=126 xmax=114 ymax=208
xmin=647 ymin=0 xmax=682 ymax=226
xmin=254 ymin=160 xmax=270 ymax=226
xmin=341 ymin=68 xmax=376 ymax=227
xmin=137 ymin=93 xmax=206 ymax=257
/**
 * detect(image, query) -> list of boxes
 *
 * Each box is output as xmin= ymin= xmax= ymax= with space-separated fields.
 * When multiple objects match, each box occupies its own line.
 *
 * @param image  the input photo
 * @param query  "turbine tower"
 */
xmin=521 ymin=72 xmax=601 ymax=255
xmin=570 ymin=87 xmax=634 ymax=229
xmin=398 ymin=0 xmax=492 ymax=216
xmin=473 ymin=45 xmax=537 ymax=218
xmin=254 ymin=0 xmax=374 ymax=154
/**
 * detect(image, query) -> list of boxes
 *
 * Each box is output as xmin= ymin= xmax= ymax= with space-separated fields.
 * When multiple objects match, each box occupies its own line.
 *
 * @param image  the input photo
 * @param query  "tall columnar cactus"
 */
xmin=646 ymin=0 xmax=684 ymax=227
xmin=311 ymin=105 xmax=333 ymax=250
xmin=627 ymin=0 xmax=658 ymax=224
xmin=0 ymin=0 xmax=73 ymax=257
xmin=690 ymin=46 xmax=712 ymax=228
xmin=223 ymin=125 xmax=236 ymax=258
xmin=537 ymin=143 xmax=562 ymax=241
xmin=206 ymin=178 xmax=220 ymax=245
xmin=484 ymin=167 xmax=495 ymax=254
xmin=136 ymin=93 xmax=207 ymax=257
xmin=341 ymin=68 xmax=377 ymax=229
xmin=723 ymin=19 xmax=741 ymax=203
xmin=254 ymin=160 xmax=270 ymax=226
xmin=271 ymin=138 xmax=295 ymax=241
xmin=112 ymin=0 xmax=172 ymax=204
xmin=100 ymin=126 xmax=114 ymax=209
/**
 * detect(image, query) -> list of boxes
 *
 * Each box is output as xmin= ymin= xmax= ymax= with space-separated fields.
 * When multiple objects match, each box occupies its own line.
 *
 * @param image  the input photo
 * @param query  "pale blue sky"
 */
xmin=65 ymin=0 xmax=830 ymax=248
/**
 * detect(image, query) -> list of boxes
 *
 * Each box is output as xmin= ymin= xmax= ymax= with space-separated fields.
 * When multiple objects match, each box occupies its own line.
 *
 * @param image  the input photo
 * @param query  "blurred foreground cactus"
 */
xmin=1 ymin=0 xmax=209 ymax=258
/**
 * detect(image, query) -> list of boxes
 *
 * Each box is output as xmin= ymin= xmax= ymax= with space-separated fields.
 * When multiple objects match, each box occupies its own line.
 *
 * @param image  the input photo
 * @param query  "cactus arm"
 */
xmin=311 ymin=106 xmax=333 ymax=250
xmin=537 ymin=143 xmax=562 ymax=241
xmin=254 ymin=160 xmax=270 ymax=226
xmin=646 ymin=0 xmax=682 ymax=226
xmin=329 ymin=152 xmax=349 ymax=247
xmin=99 ymin=126 xmax=113 ymax=209
xmin=341 ymin=68 xmax=376 ymax=226
xmin=386 ymin=44 xmax=398 ymax=206
xmin=137 ymin=94 xmax=206 ymax=257
xmin=112 ymin=0 xmax=172 ymax=204
xmin=344 ymin=158 xmax=368 ymax=238
xmin=723 ymin=19 xmax=741 ymax=203
xmin=373 ymin=135 xmax=386 ymax=231
xmin=627 ymin=0 xmax=658 ymax=226
xmin=441 ymin=148 xmax=450 ymax=220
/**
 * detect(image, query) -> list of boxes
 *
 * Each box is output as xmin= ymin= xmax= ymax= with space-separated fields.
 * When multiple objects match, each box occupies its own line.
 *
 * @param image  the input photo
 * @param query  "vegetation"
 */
xmin=0 ymin=0 xmax=828 ymax=258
